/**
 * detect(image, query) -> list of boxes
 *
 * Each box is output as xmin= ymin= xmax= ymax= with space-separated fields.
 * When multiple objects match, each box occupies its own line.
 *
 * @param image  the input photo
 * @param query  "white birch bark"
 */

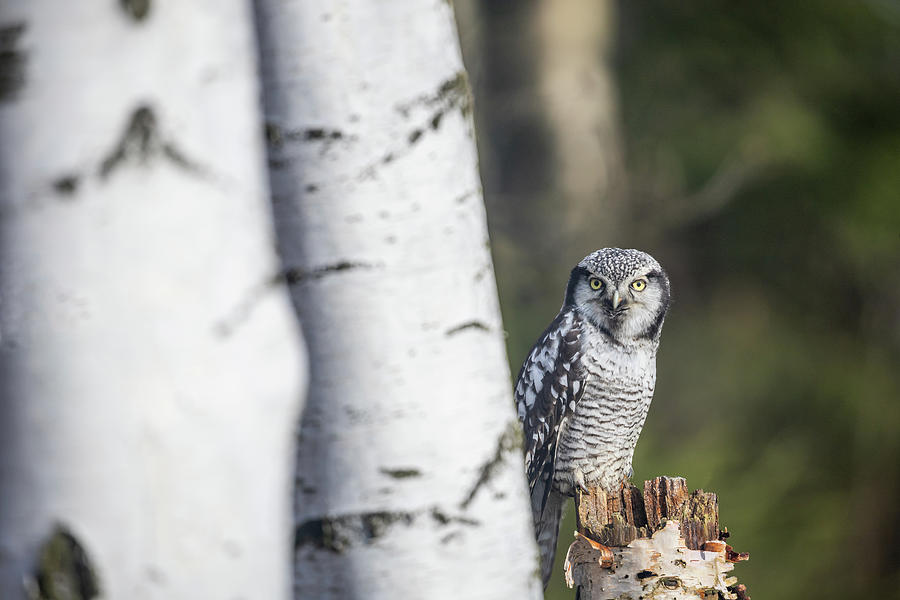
xmin=254 ymin=2 xmax=541 ymax=598
xmin=0 ymin=3 xmax=304 ymax=599
xmin=565 ymin=521 xmax=740 ymax=599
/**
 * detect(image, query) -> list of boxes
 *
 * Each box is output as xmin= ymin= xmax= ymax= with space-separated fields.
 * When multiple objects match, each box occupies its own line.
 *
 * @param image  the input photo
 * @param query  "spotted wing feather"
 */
xmin=516 ymin=310 xmax=585 ymax=500
xmin=515 ymin=309 xmax=586 ymax=584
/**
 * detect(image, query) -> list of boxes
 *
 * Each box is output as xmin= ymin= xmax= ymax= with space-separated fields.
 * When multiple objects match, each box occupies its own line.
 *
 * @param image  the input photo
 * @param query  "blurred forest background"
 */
xmin=456 ymin=1 xmax=900 ymax=599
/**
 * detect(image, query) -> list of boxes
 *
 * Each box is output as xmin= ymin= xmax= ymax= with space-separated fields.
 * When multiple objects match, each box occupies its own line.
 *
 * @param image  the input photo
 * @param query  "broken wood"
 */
xmin=566 ymin=476 xmax=749 ymax=599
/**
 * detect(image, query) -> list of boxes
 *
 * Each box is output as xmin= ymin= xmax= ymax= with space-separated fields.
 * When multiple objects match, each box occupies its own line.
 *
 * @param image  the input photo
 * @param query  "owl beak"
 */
xmin=612 ymin=290 xmax=622 ymax=309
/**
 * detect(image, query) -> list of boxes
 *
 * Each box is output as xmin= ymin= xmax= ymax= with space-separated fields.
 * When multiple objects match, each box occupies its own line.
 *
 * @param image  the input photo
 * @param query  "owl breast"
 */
xmin=553 ymin=334 xmax=657 ymax=495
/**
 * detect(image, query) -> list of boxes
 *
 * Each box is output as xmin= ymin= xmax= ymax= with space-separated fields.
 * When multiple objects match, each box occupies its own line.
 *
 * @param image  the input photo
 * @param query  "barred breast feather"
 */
xmin=553 ymin=329 xmax=657 ymax=495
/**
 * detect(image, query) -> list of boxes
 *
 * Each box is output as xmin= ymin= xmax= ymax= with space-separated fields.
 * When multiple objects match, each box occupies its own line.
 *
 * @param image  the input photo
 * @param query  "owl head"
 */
xmin=565 ymin=248 xmax=671 ymax=343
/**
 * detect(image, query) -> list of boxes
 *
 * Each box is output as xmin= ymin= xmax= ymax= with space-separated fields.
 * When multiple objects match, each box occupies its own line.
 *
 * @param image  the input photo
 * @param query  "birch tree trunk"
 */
xmin=253 ymin=2 xmax=541 ymax=598
xmin=0 ymin=3 xmax=304 ymax=599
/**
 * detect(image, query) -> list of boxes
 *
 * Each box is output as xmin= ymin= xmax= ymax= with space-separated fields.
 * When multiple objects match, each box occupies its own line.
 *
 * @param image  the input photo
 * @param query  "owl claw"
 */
xmin=574 ymin=469 xmax=590 ymax=496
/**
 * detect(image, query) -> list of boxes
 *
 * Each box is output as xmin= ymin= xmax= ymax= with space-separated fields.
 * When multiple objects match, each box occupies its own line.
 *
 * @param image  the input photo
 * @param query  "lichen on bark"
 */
xmin=27 ymin=525 xmax=101 ymax=600
xmin=120 ymin=0 xmax=151 ymax=22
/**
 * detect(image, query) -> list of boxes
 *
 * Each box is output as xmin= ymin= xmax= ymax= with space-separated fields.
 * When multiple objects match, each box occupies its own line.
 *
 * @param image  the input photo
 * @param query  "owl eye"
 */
xmin=631 ymin=279 xmax=647 ymax=291
xmin=589 ymin=277 xmax=603 ymax=291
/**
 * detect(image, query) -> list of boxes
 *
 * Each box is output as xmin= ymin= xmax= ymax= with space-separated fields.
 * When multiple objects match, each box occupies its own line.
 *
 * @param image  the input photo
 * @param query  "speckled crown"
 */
xmin=578 ymin=248 xmax=663 ymax=281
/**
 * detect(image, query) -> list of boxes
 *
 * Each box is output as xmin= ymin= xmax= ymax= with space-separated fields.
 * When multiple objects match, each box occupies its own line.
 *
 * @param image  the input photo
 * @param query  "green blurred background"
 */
xmin=456 ymin=1 xmax=900 ymax=598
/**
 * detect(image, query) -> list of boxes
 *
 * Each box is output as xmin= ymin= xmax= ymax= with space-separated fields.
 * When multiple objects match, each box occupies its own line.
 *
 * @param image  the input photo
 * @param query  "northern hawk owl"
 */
xmin=515 ymin=248 xmax=671 ymax=586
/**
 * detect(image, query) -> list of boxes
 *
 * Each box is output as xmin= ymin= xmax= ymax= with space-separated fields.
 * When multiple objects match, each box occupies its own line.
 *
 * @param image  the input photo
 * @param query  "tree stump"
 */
xmin=565 ymin=476 xmax=749 ymax=599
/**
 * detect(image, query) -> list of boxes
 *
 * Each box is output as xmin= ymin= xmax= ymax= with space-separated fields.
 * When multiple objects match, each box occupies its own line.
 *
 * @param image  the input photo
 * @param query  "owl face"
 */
xmin=565 ymin=248 xmax=670 ymax=343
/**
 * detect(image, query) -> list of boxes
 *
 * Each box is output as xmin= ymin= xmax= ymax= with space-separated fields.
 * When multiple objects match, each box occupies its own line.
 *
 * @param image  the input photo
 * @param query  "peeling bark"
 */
xmin=566 ymin=476 xmax=749 ymax=599
xmin=26 ymin=525 xmax=100 ymax=600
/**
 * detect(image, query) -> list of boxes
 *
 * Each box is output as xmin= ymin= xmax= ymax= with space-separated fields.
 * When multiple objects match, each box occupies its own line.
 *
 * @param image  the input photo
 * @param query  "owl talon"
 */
xmin=574 ymin=469 xmax=589 ymax=496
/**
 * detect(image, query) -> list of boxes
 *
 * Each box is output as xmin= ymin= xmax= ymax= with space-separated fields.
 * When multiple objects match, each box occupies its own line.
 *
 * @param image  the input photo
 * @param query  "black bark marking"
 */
xmin=303 ymin=128 xmax=343 ymax=141
xmin=430 ymin=508 xmax=479 ymax=527
xmin=264 ymin=122 xmax=348 ymax=151
xmin=215 ymin=262 xmax=378 ymax=337
xmin=52 ymin=175 xmax=80 ymax=197
xmin=213 ymin=277 xmax=276 ymax=339
xmin=396 ymin=71 xmax=471 ymax=118
xmin=282 ymin=261 xmax=376 ymax=285
xmin=268 ymin=156 xmax=291 ymax=170
xmin=99 ymin=106 xmax=156 ymax=177
xmin=454 ymin=189 xmax=477 ymax=204
xmin=161 ymin=143 xmax=203 ymax=174
xmin=437 ymin=71 xmax=473 ymax=117
xmin=120 ymin=0 xmax=152 ymax=21
xmin=357 ymin=71 xmax=474 ymax=181
xmin=379 ymin=467 xmax=422 ymax=479
xmin=637 ymin=570 xmax=657 ymax=580
xmin=0 ymin=23 xmax=27 ymax=103
xmin=296 ymin=475 xmax=317 ymax=496
xmin=440 ymin=532 xmax=461 ymax=545
xmin=473 ymin=263 xmax=491 ymax=282
xmin=264 ymin=122 xmax=283 ymax=147
xmin=213 ymin=294 xmax=265 ymax=338
xmin=429 ymin=509 xmax=451 ymax=525
xmin=445 ymin=320 xmax=491 ymax=336
xmin=99 ymin=105 xmax=205 ymax=179
xmin=295 ymin=512 xmax=415 ymax=554
xmin=405 ymin=71 xmax=473 ymax=137
xmin=660 ymin=577 xmax=681 ymax=590
xmin=32 ymin=524 xmax=101 ymax=600
xmin=295 ymin=506 xmax=478 ymax=553
xmin=460 ymin=421 xmax=523 ymax=509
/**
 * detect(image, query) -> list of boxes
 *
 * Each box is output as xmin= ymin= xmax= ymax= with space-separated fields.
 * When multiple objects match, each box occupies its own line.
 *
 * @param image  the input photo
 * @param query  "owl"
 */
xmin=515 ymin=248 xmax=671 ymax=587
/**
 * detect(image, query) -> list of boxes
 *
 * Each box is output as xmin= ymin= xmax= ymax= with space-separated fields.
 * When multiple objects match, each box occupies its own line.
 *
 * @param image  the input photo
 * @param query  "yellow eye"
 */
xmin=631 ymin=279 xmax=647 ymax=291
xmin=589 ymin=277 xmax=603 ymax=290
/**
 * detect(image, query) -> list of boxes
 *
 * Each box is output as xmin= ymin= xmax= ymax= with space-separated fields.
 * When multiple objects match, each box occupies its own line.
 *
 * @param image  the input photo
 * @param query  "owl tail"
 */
xmin=534 ymin=489 xmax=565 ymax=588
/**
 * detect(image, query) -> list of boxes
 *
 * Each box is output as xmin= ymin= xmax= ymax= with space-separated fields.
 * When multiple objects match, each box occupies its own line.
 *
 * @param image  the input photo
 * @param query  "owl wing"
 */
xmin=515 ymin=308 xmax=586 ymax=518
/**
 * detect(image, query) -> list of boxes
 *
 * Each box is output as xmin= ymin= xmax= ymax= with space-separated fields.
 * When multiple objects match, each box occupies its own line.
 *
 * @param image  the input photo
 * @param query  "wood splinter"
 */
xmin=566 ymin=475 xmax=750 ymax=599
